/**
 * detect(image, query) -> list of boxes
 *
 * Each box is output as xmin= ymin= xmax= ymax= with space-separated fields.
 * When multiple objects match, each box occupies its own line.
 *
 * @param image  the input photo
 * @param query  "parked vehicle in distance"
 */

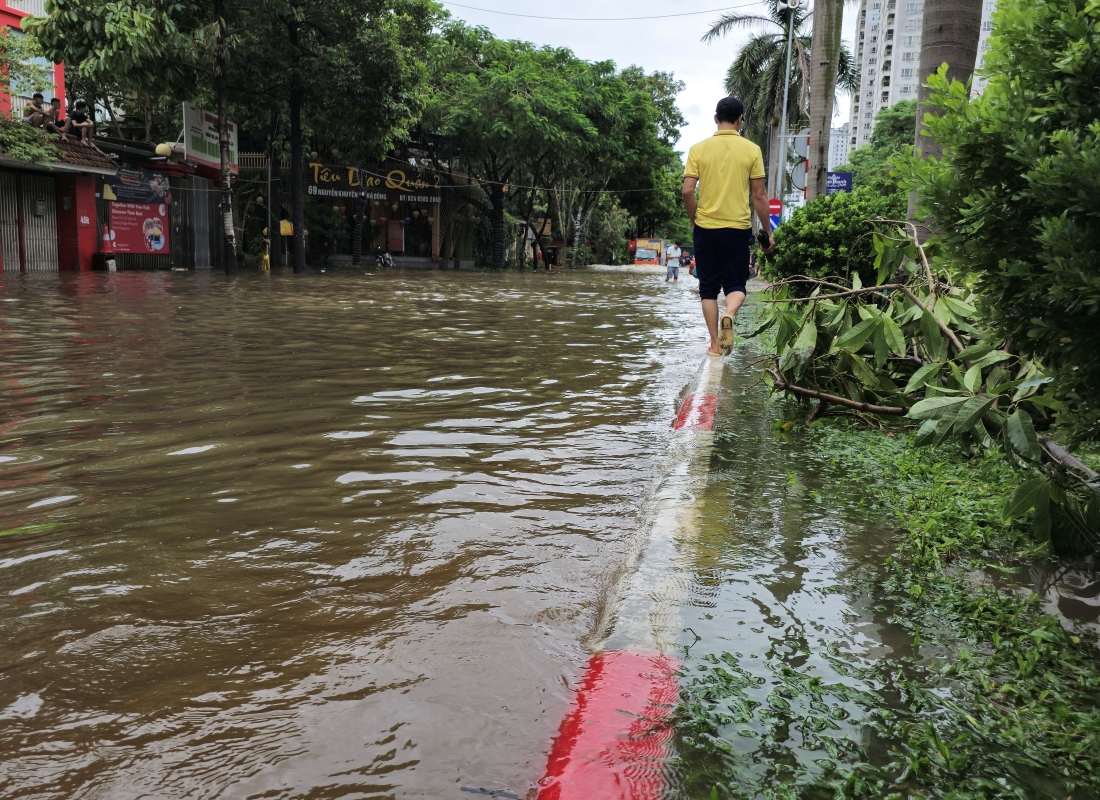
xmin=633 ymin=238 xmax=664 ymax=266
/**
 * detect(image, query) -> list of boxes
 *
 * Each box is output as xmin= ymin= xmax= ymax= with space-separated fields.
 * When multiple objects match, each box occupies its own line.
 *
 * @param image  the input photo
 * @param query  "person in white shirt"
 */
xmin=664 ymin=241 xmax=682 ymax=283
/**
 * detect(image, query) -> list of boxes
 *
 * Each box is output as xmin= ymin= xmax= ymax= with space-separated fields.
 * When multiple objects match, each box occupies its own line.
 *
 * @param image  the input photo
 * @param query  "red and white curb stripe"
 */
xmin=537 ymin=355 xmax=724 ymax=799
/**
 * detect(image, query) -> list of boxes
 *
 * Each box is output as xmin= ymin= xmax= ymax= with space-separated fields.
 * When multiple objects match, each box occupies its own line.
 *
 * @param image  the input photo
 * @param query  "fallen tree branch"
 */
xmin=766 ymin=368 xmax=907 ymax=415
xmin=1040 ymin=437 xmax=1100 ymax=482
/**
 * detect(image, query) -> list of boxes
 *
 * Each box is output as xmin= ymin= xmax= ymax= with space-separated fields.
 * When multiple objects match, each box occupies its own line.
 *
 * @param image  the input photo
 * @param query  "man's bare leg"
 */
xmin=724 ymin=290 xmax=746 ymax=321
xmin=701 ymin=298 xmax=721 ymax=354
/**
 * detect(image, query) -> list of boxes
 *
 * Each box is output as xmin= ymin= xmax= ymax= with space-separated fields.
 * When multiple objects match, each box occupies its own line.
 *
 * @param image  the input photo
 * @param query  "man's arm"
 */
xmin=682 ymin=176 xmax=698 ymax=227
xmin=750 ymin=178 xmax=774 ymax=253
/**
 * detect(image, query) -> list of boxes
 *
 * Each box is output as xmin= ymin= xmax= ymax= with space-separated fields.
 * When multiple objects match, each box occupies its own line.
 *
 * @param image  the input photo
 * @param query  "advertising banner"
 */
xmin=110 ymin=201 xmax=170 ymax=254
xmin=306 ymin=162 xmax=441 ymax=203
xmin=183 ymin=102 xmax=238 ymax=175
xmin=826 ymin=171 xmax=853 ymax=194
xmin=103 ymin=168 xmax=172 ymax=204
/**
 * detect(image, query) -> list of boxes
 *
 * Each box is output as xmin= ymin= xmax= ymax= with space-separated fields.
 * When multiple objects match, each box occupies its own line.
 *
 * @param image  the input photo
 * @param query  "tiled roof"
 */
xmin=55 ymin=137 xmax=116 ymax=171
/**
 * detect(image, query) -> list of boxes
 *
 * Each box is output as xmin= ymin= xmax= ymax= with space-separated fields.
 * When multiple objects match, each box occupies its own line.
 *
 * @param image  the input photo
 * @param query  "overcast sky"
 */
xmin=439 ymin=0 xmax=860 ymax=160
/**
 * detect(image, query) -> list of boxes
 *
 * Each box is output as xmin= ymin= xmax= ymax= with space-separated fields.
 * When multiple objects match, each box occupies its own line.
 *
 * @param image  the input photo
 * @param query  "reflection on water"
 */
xmin=0 ymin=269 xmax=702 ymax=799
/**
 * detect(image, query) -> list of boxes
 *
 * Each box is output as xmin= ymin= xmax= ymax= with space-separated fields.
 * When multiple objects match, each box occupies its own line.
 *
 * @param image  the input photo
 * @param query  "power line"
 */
xmin=442 ymin=0 xmax=762 ymax=22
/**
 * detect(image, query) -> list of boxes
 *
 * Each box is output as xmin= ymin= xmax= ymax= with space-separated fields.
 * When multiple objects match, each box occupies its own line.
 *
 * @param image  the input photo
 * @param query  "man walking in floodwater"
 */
xmin=682 ymin=97 xmax=774 ymax=356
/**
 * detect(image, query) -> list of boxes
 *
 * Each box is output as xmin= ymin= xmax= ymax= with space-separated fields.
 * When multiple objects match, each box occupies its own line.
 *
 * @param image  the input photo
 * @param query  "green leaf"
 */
xmin=963 ymin=364 xmax=983 ymax=394
xmin=904 ymin=362 xmax=942 ymax=394
xmin=882 ymin=315 xmax=906 ymax=356
xmin=851 ymin=271 xmax=862 ymax=290
xmin=1005 ymin=408 xmax=1040 ymax=460
xmin=1011 ymin=373 xmax=1053 ymax=402
xmin=969 ymin=351 xmax=1012 ymax=370
xmin=906 ymin=395 xmax=968 ymax=420
xmin=913 ymin=418 xmax=939 ymax=446
xmin=848 ymin=352 xmax=880 ymax=388
xmin=941 ymin=295 xmax=977 ymax=319
xmin=831 ymin=317 xmax=877 ymax=354
xmin=789 ymin=320 xmax=818 ymax=367
xmin=873 ymin=323 xmax=889 ymax=370
xmin=920 ymin=310 xmax=944 ymax=360
xmin=1032 ymin=483 xmax=1051 ymax=539
xmin=1003 ymin=477 xmax=1046 ymax=520
xmin=956 ymin=343 xmax=994 ymax=361
xmin=953 ymin=394 xmax=996 ymax=433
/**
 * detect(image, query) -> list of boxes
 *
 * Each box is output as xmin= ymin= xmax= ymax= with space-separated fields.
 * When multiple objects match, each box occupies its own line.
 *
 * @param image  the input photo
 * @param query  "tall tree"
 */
xmin=908 ymin=0 xmax=983 ymax=220
xmin=424 ymin=24 xmax=591 ymax=270
xmin=806 ymin=0 xmax=844 ymax=200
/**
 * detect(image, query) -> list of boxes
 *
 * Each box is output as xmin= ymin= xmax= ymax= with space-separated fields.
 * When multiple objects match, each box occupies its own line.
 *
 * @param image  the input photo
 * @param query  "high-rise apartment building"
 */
xmin=829 ymin=123 xmax=850 ymax=169
xmin=973 ymin=0 xmax=998 ymax=94
xmin=847 ymin=1 xmax=992 ymax=147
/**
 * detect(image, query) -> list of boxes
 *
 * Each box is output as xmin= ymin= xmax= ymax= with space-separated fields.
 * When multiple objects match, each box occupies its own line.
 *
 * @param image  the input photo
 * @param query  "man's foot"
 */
xmin=717 ymin=314 xmax=735 ymax=354
xmin=707 ymin=345 xmax=722 ymax=356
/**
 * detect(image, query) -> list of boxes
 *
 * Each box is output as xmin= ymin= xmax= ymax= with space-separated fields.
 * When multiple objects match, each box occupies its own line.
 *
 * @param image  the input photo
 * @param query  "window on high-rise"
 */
xmin=983 ymin=1 xmax=995 ymax=10
xmin=905 ymin=2 xmax=918 ymax=9
xmin=900 ymin=85 xmax=911 ymax=94
xmin=982 ymin=20 xmax=993 ymax=30
xmin=902 ymin=51 xmax=915 ymax=61
xmin=900 ymin=67 xmax=913 ymax=77
xmin=904 ymin=18 xmax=919 ymax=28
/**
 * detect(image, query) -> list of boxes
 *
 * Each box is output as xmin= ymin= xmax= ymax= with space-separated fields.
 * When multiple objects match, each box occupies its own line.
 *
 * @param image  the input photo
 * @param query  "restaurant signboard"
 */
xmin=306 ymin=162 xmax=442 ymax=203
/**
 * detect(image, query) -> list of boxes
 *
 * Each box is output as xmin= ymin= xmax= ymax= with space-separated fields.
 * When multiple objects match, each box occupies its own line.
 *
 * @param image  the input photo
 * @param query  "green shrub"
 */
xmin=836 ymin=98 xmax=916 ymax=197
xmin=898 ymin=0 xmax=1100 ymax=441
xmin=0 ymin=118 xmax=60 ymax=164
xmin=761 ymin=186 xmax=905 ymax=290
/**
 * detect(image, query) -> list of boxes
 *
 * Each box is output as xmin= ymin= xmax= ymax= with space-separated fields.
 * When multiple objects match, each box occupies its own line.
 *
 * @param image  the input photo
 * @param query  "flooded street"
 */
xmin=0 ymin=269 xmax=705 ymax=799
xmin=1 ymin=269 xmax=941 ymax=798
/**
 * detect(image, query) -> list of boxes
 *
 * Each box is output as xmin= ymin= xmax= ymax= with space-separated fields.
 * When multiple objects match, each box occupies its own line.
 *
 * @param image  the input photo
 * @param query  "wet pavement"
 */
xmin=0 ymin=267 xmax=942 ymax=799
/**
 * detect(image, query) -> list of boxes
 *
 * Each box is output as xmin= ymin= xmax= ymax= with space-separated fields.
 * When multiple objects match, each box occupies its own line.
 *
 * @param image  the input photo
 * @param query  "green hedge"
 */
xmin=761 ymin=187 xmax=906 ymax=292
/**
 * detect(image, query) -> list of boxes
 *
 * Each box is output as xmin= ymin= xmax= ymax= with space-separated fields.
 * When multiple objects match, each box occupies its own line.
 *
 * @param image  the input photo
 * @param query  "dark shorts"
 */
xmin=693 ymin=225 xmax=750 ymax=300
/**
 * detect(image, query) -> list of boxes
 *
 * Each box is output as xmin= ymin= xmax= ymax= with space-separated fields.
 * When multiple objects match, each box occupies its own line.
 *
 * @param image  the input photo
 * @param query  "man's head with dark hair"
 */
xmin=32 ymin=93 xmax=44 ymax=101
xmin=74 ymin=99 xmax=87 ymax=110
xmin=675 ymin=241 xmax=682 ymax=247
xmin=715 ymin=96 xmax=744 ymax=125
xmin=50 ymin=98 xmax=60 ymax=106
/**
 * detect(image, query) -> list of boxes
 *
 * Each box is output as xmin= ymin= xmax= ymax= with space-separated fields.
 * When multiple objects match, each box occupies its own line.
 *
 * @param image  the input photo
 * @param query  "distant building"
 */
xmin=847 ymin=0 xmax=992 ymax=147
xmin=972 ymin=0 xmax=997 ymax=95
xmin=829 ymin=123 xmax=850 ymax=169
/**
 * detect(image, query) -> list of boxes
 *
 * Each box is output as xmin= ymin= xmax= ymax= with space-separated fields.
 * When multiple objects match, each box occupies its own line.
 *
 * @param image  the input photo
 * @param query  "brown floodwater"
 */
xmin=0 ymin=268 xmax=707 ymax=799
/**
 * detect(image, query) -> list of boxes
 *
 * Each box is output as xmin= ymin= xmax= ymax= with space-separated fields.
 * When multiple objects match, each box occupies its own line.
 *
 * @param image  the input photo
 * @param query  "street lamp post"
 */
xmin=776 ymin=0 xmax=801 ymax=219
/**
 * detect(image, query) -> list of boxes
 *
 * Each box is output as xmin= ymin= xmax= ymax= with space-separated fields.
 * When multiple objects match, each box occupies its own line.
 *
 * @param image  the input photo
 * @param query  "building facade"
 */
xmin=829 ymin=123 xmax=850 ymax=170
xmin=847 ymin=0 xmax=992 ymax=148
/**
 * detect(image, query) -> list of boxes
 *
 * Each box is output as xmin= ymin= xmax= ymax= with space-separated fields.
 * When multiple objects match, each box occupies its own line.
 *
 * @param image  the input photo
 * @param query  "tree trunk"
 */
xmin=288 ymin=19 xmax=306 ymax=273
xmin=267 ymin=112 xmax=282 ymax=269
xmin=213 ymin=0 xmax=238 ymax=275
xmin=351 ymin=182 xmax=365 ymax=266
xmin=806 ymin=0 xmax=844 ymax=201
xmin=289 ymin=87 xmax=306 ymax=273
xmin=908 ymin=0 xmax=983 ymax=220
xmin=143 ymin=93 xmax=153 ymax=143
xmin=490 ymin=183 xmax=505 ymax=270
xmin=568 ymin=204 xmax=583 ymax=269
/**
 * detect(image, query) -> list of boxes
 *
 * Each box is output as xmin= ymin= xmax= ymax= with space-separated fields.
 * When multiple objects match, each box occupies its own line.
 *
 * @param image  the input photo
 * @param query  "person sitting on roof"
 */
xmin=63 ymin=100 xmax=94 ymax=146
xmin=22 ymin=94 xmax=51 ymax=128
xmin=44 ymin=98 xmax=64 ymax=134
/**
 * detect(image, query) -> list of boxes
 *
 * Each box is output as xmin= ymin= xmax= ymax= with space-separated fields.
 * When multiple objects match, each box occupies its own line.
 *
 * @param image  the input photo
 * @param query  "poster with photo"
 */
xmin=110 ymin=202 xmax=170 ymax=253
xmin=103 ymin=168 xmax=172 ymax=204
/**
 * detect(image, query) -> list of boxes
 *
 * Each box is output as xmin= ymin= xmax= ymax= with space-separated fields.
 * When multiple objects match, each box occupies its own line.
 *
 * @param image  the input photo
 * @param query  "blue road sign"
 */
xmin=769 ymin=214 xmax=780 ymax=231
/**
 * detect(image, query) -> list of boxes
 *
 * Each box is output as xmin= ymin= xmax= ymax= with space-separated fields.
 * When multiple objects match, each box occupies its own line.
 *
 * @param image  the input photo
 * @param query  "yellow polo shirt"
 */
xmin=684 ymin=130 xmax=765 ymax=230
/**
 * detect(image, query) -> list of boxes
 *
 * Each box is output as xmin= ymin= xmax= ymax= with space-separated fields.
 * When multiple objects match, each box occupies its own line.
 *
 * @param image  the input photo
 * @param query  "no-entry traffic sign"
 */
xmin=768 ymin=198 xmax=782 ymax=216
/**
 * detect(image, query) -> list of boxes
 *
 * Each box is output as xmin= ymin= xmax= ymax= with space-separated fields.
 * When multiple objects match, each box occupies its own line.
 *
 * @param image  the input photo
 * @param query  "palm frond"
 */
xmin=702 ymin=13 xmax=780 ymax=43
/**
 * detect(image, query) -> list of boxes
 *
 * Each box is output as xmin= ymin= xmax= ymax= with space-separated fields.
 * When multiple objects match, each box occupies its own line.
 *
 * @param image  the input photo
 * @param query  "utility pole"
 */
xmin=776 ymin=0 xmax=801 ymax=218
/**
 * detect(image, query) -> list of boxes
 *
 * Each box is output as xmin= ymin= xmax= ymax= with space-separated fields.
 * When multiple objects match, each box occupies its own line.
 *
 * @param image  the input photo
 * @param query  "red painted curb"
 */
xmin=536 ymin=650 xmax=680 ymax=800
xmin=673 ymin=393 xmax=718 ymax=431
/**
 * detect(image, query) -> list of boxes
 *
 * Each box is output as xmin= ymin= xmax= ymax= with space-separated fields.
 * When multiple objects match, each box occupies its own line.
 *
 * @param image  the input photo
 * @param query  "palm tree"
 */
xmin=703 ymin=0 xmax=857 ymax=198
xmin=807 ymin=0 xmax=845 ymax=200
